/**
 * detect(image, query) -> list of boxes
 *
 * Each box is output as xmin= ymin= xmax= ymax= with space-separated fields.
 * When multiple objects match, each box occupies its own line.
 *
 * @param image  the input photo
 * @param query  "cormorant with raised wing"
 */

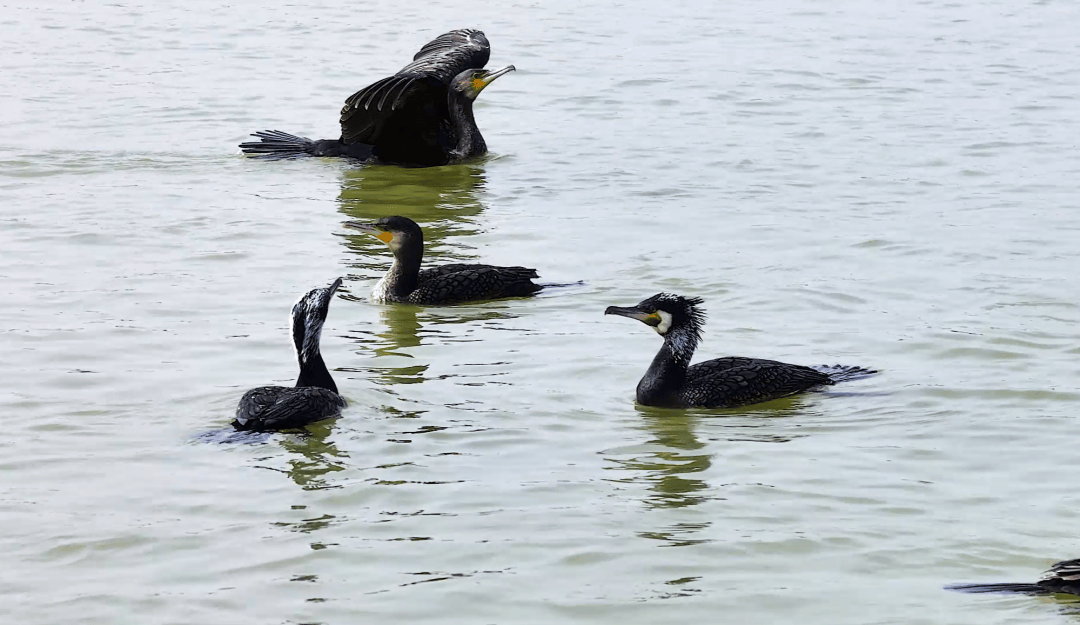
xmin=344 ymin=216 xmax=541 ymax=305
xmin=604 ymin=293 xmax=876 ymax=408
xmin=233 ymin=278 xmax=347 ymax=431
xmin=240 ymin=29 xmax=514 ymax=167
xmin=948 ymin=559 xmax=1080 ymax=595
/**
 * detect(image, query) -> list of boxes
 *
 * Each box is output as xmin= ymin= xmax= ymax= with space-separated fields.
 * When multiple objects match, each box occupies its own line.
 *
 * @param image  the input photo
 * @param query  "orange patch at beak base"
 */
xmin=376 ymin=231 xmax=394 ymax=244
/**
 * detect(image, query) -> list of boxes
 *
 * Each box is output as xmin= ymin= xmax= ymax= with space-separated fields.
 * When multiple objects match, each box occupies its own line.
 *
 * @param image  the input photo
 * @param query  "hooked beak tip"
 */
xmin=343 ymin=220 xmax=376 ymax=233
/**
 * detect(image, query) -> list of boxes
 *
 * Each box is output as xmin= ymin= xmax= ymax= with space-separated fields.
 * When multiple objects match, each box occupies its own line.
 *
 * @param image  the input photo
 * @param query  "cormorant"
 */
xmin=233 ymin=278 xmax=347 ymax=431
xmin=240 ymin=29 xmax=514 ymax=167
xmin=343 ymin=215 xmax=542 ymax=305
xmin=604 ymin=293 xmax=876 ymax=408
xmin=948 ymin=559 xmax=1080 ymax=595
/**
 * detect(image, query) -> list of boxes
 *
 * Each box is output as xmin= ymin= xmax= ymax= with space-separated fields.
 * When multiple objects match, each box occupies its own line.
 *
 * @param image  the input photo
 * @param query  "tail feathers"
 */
xmin=811 ymin=364 xmax=878 ymax=383
xmin=506 ymin=282 xmax=543 ymax=297
xmin=500 ymin=267 xmax=543 ymax=296
xmin=946 ymin=582 xmax=1048 ymax=595
xmin=538 ymin=280 xmax=586 ymax=289
xmin=240 ymin=130 xmax=316 ymax=158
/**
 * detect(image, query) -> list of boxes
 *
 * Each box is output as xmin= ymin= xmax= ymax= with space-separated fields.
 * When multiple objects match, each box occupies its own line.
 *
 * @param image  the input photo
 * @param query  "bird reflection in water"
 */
xmin=338 ymin=162 xmax=487 ymax=222
xmin=618 ymin=408 xmax=714 ymax=517
xmin=253 ymin=419 xmax=350 ymax=491
xmin=348 ymin=305 xmax=431 ymax=387
xmin=605 ymin=400 xmax=811 ymax=548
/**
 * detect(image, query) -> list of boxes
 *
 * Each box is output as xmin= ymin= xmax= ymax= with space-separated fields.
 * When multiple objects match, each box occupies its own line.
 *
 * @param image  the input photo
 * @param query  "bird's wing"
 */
xmin=234 ymin=386 xmax=287 ymax=428
xmin=683 ymin=358 xmax=831 ymax=408
xmin=409 ymin=264 xmax=539 ymax=305
xmin=1044 ymin=560 xmax=1080 ymax=582
xmin=416 ymin=263 xmax=527 ymax=280
xmin=400 ymin=29 xmax=490 ymax=78
xmin=339 ymin=29 xmax=490 ymax=147
xmin=235 ymin=386 xmax=345 ymax=431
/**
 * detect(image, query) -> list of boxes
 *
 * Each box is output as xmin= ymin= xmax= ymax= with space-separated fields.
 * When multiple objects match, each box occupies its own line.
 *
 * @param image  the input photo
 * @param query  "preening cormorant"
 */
xmin=604 ymin=293 xmax=876 ymax=408
xmin=240 ymin=29 xmax=514 ymax=167
xmin=233 ymin=278 xmax=347 ymax=431
xmin=948 ymin=559 xmax=1080 ymax=595
xmin=343 ymin=215 xmax=542 ymax=305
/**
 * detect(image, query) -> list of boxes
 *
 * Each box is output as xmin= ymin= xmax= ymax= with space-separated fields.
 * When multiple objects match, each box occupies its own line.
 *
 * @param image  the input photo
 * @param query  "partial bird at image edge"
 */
xmin=947 ymin=559 xmax=1080 ymax=596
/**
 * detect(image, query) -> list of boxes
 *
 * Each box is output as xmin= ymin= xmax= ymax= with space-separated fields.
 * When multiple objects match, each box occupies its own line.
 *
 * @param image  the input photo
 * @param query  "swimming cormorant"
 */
xmin=233 ymin=278 xmax=347 ymax=431
xmin=948 ymin=559 xmax=1080 ymax=595
xmin=604 ymin=293 xmax=876 ymax=408
xmin=240 ymin=29 xmax=514 ymax=167
xmin=343 ymin=216 xmax=542 ymax=305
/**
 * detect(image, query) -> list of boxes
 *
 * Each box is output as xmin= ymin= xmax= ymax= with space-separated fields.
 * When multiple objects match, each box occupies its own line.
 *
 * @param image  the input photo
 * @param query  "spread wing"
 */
xmin=409 ymin=264 xmax=540 ymax=305
xmin=683 ymin=357 xmax=832 ymax=408
xmin=234 ymin=385 xmax=346 ymax=431
xmin=340 ymin=29 xmax=490 ymax=146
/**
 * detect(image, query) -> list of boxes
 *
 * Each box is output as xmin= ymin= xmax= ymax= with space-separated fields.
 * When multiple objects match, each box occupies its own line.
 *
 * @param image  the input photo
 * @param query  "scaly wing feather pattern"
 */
xmin=408 ymin=264 xmax=540 ymax=305
xmin=682 ymin=357 xmax=833 ymax=408
xmin=340 ymin=29 xmax=490 ymax=147
xmin=234 ymin=385 xmax=346 ymax=431
xmin=1040 ymin=559 xmax=1080 ymax=593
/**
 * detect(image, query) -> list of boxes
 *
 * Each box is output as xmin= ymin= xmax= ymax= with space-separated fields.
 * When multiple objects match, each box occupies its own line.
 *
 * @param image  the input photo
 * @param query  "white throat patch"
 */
xmin=652 ymin=310 xmax=674 ymax=335
xmin=370 ymin=272 xmax=392 ymax=302
xmin=387 ymin=232 xmax=403 ymax=253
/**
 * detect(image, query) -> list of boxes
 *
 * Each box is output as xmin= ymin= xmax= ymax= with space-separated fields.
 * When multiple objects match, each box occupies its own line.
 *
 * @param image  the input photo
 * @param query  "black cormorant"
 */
xmin=343 ymin=216 xmax=541 ymax=305
xmin=948 ymin=559 xmax=1080 ymax=595
xmin=233 ymin=278 xmax=347 ymax=431
xmin=604 ymin=293 xmax=876 ymax=408
xmin=240 ymin=29 xmax=514 ymax=167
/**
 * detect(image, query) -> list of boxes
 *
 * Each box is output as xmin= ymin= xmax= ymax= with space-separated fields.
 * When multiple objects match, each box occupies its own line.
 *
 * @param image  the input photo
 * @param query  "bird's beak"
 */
xmin=313 ymin=277 xmax=343 ymax=309
xmin=343 ymin=220 xmax=393 ymax=244
xmin=479 ymin=65 xmax=515 ymax=89
xmin=604 ymin=305 xmax=661 ymax=327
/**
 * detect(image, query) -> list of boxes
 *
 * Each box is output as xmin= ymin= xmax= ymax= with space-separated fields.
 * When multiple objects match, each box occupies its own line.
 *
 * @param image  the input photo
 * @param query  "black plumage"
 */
xmin=343 ymin=215 xmax=541 ymax=305
xmin=233 ymin=278 xmax=347 ymax=431
xmin=604 ymin=293 xmax=876 ymax=408
xmin=948 ymin=559 xmax=1080 ymax=595
xmin=240 ymin=29 xmax=514 ymax=167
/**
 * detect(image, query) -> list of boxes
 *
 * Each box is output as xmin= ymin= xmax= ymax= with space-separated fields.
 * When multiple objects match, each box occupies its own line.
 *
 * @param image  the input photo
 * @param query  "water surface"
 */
xmin=3 ymin=1 xmax=1080 ymax=624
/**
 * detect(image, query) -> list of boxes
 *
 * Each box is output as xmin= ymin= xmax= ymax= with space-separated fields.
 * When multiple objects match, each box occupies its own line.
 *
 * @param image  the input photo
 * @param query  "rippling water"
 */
xmin=4 ymin=1 xmax=1080 ymax=623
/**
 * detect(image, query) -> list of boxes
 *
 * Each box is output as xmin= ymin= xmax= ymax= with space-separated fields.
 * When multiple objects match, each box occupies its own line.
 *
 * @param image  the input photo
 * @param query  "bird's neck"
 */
xmin=296 ymin=351 xmax=338 ymax=393
xmin=383 ymin=240 xmax=423 ymax=300
xmin=636 ymin=326 xmax=698 ymax=407
xmin=447 ymin=94 xmax=485 ymax=160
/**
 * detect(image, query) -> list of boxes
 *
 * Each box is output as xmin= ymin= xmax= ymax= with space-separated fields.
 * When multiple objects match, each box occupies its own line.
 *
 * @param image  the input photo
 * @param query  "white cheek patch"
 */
xmin=652 ymin=310 xmax=673 ymax=335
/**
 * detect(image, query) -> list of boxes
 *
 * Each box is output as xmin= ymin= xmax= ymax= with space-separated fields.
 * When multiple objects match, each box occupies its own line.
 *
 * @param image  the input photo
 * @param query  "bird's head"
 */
xmin=451 ymin=65 xmax=515 ymax=101
xmin=343 ymin=215 xmax=422 ymax=254
xmin=291 ymin=277 xmax=342 ymax=363
xmin=605 ymin=292 xmax=706 ymax=339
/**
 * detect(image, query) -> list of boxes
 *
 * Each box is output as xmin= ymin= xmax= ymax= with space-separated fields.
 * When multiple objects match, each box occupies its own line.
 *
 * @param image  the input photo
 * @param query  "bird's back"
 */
xmin=234 ymin=385 xmax=346 ymax=431
xmin=408 ymin=263 xmax=541 ymax=305
xmin=682 ymin=357 xmax=832 ymax=408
